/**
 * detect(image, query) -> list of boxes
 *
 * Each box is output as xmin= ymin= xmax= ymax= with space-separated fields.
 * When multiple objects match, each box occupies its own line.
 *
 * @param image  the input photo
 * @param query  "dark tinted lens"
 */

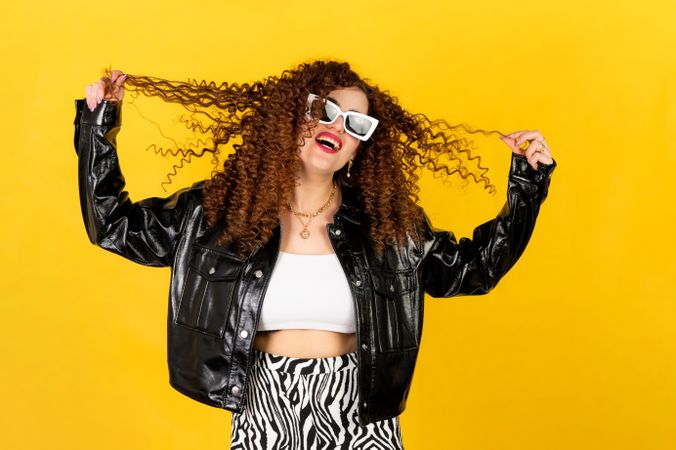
xmin=322 ymin=100 xmax=340 ymax=122
xmin=345 ymin=114 xmax=372 ymax=136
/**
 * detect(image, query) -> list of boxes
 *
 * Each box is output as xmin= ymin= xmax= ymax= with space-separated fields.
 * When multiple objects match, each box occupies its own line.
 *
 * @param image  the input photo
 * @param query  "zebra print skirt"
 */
xmin=229 ymin=348 xmax=404 ymax=449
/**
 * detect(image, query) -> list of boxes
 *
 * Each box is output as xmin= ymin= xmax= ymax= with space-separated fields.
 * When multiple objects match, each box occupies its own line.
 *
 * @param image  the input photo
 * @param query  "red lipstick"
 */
xmin=315 ymin=131 xmax=343 ymax=153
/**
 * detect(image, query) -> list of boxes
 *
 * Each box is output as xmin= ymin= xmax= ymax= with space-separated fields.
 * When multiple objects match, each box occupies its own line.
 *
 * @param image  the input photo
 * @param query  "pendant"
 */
xmin=300 ymin=228 xmax=311 ymax=239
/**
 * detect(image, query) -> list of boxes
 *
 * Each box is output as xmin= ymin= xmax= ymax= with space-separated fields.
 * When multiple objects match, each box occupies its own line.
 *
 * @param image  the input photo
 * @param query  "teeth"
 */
xmin=317 ymin=135 xmax=340 ymax=150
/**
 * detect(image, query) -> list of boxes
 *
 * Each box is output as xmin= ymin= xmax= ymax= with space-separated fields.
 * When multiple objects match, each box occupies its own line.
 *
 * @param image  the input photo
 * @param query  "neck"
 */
xmin=289 ymin=171 xmax=339 ymax=213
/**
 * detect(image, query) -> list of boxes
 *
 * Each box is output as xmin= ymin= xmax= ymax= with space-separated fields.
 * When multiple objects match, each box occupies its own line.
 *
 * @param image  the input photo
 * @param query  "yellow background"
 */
xmin=1 ymin=0 xmax=674 ymax=449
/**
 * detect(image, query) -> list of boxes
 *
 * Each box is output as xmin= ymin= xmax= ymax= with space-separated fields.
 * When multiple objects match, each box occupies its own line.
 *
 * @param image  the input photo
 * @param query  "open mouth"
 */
xmin=315 ymin=132 xmax=343 ymax=152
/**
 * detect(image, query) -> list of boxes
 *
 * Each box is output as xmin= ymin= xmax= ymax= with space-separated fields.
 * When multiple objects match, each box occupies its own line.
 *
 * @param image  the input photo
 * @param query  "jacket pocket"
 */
xmin=369 ymin=269 xmax=418 ymax=352
xmin=176 ymin=243 xmax=244 ymax=338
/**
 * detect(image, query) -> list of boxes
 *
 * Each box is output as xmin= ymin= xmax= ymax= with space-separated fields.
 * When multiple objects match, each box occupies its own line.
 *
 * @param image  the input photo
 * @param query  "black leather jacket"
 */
xmin=74 ymin=99 xmax=556 ymax=425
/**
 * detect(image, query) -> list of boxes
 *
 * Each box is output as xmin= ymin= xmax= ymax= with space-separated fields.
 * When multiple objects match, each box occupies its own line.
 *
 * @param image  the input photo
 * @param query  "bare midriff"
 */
xmin=254 ymin=330 xmax=357 ymax=358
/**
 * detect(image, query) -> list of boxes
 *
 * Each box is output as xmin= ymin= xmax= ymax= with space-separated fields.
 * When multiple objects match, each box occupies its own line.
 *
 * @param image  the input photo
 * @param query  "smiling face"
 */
xmin=297 ymin=86 xmax=369 ymax=178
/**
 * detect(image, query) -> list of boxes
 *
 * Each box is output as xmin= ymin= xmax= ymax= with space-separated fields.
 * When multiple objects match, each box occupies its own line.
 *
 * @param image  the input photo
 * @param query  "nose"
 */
xmin=327 ymin=115 xmax=345 ymax=133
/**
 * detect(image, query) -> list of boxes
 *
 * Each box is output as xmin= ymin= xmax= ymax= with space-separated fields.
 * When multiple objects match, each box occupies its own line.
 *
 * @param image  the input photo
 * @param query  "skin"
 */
xmin=86 ymin=71 xmax=555 ymax=358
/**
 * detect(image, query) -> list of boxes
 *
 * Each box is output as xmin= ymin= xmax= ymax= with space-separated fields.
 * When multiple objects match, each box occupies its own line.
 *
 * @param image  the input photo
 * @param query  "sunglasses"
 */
xmin=306 ymin=93 xmax=379 ymax=141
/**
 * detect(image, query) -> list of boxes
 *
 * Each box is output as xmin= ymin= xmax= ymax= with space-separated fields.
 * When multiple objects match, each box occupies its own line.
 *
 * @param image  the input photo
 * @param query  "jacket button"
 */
xmin=208 ymin=267 xmax=216 ymax=275
xmin=354 ymin=280 xmax=362 ymax=287
xmin=361 ymin=343 xmax=368 ymax=351
xmin=334 ymin=229 xmax=342 ymax=236
xmin=231 ymin=385 xmax=240 ymax=395
xmin=240 ymin=330 xmax=249 ymax=339
xmin=362 ymin=401 xmax=367 ymax=409
xmin=254 ymin=270 xmax=263 ymax=278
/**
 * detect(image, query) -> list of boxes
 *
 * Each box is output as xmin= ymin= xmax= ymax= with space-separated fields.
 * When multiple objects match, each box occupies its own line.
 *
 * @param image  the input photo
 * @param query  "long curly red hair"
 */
xmin=118 ymin=60 xmax=507 ymax=257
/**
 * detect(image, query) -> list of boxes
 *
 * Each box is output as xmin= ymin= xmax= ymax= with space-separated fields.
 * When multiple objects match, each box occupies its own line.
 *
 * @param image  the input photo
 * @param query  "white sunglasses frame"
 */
xmin=306 ymin=93 xmax=379 ymax=141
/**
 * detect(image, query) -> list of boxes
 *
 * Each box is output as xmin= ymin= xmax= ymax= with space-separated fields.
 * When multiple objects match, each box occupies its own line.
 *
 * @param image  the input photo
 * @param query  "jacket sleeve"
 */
xmin=74 ymin=99 xmax=201 ymax=268
xmin=421 ymin=152 xmax=557 ymax=297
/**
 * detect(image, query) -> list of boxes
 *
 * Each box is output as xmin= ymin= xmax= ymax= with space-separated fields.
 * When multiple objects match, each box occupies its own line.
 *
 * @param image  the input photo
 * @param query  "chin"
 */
xmin=299 ymin=155 xmax=338 ymax=175
xmin=299 ymin=164 xmax=338 ymax=177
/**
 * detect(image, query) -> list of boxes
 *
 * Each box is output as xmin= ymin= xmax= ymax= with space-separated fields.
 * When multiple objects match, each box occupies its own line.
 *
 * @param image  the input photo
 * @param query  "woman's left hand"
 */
xmin=500 ymin=130 xmax=554 ymax=170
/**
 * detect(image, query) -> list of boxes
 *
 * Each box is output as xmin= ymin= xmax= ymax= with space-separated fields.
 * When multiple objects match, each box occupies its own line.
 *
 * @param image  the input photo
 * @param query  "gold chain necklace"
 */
xmin=286 ymin=182 xmax=337 ymax=239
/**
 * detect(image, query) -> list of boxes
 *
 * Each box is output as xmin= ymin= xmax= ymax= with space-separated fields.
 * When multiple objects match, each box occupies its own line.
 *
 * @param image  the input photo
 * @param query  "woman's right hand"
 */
xmin=85 ymin=69 xmax=127 ymax=111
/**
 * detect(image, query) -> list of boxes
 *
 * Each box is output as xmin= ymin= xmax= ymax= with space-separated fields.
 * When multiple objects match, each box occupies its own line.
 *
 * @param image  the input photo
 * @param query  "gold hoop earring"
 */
xmin=347 ymin=159 xmax=353 ymax=178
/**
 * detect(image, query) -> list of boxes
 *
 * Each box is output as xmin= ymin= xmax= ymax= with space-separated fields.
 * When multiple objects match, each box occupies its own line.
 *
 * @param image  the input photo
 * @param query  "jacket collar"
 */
xmin=334 ymin=181 xmax=364 ymax=225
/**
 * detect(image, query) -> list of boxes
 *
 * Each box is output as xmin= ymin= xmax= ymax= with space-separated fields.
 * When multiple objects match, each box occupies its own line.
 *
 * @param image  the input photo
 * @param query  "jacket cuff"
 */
xmin=509 ymin=152 xmax=557 ymax=184
xmin=74 ymin=99 xmax=122 ymax=126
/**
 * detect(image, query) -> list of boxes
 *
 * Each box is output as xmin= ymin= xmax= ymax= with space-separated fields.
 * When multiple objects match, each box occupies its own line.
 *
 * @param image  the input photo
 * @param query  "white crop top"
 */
xmin=257 ymin=251 xmax=357 ymax=333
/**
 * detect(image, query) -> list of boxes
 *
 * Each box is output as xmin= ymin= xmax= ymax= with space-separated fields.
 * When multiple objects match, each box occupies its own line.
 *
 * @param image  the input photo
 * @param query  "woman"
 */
xmin=77 ymin=60 xmax=556 ymax=449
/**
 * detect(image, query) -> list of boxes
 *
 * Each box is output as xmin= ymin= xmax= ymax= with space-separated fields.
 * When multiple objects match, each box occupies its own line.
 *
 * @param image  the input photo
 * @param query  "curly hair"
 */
xmin=115 ymin=60 xmax=509 ymax=258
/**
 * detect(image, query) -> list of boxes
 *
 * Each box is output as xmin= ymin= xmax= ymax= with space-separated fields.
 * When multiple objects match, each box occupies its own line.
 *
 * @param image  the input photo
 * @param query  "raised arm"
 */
xmin=74 ymin=71 xmax=202 ymax=267
xmin=421 ymin=152 xmax=557 ymax=297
